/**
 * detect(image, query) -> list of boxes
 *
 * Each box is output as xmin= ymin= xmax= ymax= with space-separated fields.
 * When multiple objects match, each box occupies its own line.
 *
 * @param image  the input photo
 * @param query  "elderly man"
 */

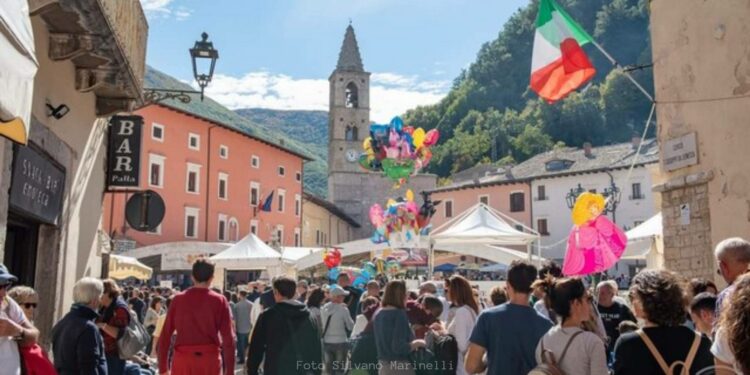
xmin=52 ymin=277 xmax=107 ymax=375
xmin=0 ymin=264 xmax=41 ymax=375
xmin=596 ymin=280 xmax=635 ymax=353
xmin=715 ymin=237 xmax=750 ymax=316
xmin=419 ymin=281 xmax=449 ymax=322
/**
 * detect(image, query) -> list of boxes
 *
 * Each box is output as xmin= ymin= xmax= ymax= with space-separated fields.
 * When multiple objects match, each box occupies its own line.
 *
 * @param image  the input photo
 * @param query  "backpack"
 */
xmin=430 ymin=333 xmax=458 ymax=375
xmin=636 ymin=329 xmax=702 ymax=375
xmin=528 ymin=331 xmax=582 ymax=375
xmin=410 ymin=348 xmax=439 ymax=375
xmin=117 ymin=308 xmax=150 ymax=359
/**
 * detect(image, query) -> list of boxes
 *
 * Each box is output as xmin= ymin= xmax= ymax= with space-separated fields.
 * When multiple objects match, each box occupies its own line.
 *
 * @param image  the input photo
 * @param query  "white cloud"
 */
xmin=201 ymin=72 xmax=448 ymax=123
xmin=139 ymin=0 xmax=191 ymax=20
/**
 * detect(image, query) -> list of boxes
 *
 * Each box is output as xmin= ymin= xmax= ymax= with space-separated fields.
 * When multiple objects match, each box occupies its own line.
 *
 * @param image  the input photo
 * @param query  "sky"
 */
xmin=142 ymin=0 xmax=528 ymax=122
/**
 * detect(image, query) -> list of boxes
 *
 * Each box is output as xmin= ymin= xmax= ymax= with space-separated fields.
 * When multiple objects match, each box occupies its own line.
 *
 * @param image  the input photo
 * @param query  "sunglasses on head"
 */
xmin=21 ymin=303 xmax=37 ymax=309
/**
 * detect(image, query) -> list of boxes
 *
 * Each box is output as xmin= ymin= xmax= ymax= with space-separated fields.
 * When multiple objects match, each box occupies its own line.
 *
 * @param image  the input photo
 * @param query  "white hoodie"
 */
xmin=321 ymin=301 xmax=354 ymax=344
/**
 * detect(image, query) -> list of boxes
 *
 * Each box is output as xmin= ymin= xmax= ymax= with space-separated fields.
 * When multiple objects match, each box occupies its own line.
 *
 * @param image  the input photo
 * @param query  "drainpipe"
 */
xmin=204 ymin=125 xmax=217 ymax=242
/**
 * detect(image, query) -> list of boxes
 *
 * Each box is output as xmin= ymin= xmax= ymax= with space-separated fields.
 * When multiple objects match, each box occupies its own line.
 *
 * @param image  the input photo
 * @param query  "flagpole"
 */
xmin=590 ymin=40 xmax=654 ymax=103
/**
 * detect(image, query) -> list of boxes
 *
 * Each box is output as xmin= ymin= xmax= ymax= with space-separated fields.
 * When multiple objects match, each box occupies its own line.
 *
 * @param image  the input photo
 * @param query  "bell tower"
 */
xmin=328 ymin=24 xmax=370 ymax=179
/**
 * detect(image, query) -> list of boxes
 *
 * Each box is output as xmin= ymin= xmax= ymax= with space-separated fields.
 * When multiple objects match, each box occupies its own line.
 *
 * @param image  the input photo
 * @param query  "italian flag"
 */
xmin=530 ymin=0 xmax=596 ymax=103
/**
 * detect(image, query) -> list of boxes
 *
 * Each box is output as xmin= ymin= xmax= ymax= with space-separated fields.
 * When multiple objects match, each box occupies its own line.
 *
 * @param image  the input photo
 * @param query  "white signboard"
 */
xmin=159 ymin=280 xmax=173 ymax=289
xmin=161 ymin=252 xmax=209 ymax=271
xmin=680 ymin=203 xmax=691 ymax=226
xmin=663 ymin=133 xmax=698 ymax=172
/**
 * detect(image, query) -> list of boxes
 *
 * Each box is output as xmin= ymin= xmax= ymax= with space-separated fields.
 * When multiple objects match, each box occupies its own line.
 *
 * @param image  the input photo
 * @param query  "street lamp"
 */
xmin=565 ymin=172 xmax=622 ymax=223
xmin=565 ymin=183 xmax=587 ymax=209
xmin=142 ymin=32 xmax=219 ymax=105
xmin=190 ymin=32 xmax=219 ymax=101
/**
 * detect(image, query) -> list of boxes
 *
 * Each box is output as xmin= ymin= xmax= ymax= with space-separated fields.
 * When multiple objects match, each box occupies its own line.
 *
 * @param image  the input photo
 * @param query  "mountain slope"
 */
xmin=234 ymin=108 xmax=330 ymax=197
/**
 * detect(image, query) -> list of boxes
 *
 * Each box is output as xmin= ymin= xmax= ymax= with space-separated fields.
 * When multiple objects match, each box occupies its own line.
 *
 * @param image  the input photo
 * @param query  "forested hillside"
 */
xmin=403 ymin=0 xmax=653 ymax=178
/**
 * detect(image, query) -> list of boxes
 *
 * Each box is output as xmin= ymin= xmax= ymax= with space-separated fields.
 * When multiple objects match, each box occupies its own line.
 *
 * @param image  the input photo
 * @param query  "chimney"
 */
xmin=279 ymin=138 xmax=285 ymax=146
xmin=583 ymin=142 xmax=592 ymax=157
xmin=631 ymin=135 xmax=640 ymax=149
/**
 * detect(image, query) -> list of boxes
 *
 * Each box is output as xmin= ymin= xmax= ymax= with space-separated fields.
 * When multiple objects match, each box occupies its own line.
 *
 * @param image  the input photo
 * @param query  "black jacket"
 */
xmin=51 ymin=304 xmax=107 ymax=375
xmin=247 ymin=300 xmax=323 ymax=375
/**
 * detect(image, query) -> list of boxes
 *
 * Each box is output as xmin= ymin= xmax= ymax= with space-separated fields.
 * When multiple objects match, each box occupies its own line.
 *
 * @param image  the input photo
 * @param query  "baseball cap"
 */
xmin=0 ymin=264 xmax=18 ymax=284
xmin=329 ymin=284 xmax=350 ymax=297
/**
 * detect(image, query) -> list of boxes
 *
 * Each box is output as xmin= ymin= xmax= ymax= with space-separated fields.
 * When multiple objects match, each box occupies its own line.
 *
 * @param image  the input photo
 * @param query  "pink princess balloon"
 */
xmin=562 ymin=215 xmax=627 ymax=276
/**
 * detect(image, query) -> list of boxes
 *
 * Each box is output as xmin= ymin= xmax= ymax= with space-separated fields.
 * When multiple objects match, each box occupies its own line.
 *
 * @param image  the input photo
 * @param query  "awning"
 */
xmin=480 ymin=263 xmax=508 ymax=273
xmin=431 ymin=203 xmax=539 ymax=246
xmin=109 ymin=254 xmax=153 ymax=280
xmin=0 ymin=0 xmax=38 ymax=145
xmin=622 ymin=213 xmax=664 ymax=270
xmin=211 ymin=233 xmax=283 ymax=268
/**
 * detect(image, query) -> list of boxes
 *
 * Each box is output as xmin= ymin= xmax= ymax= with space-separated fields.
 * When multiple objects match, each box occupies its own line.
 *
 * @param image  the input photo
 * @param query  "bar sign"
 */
xmin=107 ymin=115 xmax=143 ymax=188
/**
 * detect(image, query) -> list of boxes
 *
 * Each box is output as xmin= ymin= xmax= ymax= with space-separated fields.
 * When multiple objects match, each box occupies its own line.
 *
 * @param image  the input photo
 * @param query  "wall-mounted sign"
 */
xmin=107 ymin=115 xmax=142 ymax=188
xmin=680 ymin=203 xmax=691 ymax=226
xmin=125 ymin=190 xmax=165 ymax=232
xmin=662 ymin=132 xmax=698 ymax=172
xmin=9 ymin=144 xmax=66 ymax=225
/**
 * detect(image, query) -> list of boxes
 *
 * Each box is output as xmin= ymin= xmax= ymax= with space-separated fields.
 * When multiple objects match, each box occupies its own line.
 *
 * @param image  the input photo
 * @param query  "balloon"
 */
xmin=412 ymin=128 xmax=426 ymax=148
xmin=390 ymin=116 xmax=404 ymax=134
xmin=323 ymin=248 xmax=342 ymax=269
xmin=406 ymin=189 xmax=415 ymax=202
xmin=572 ymin=192 xmax=606 ymax=226
xmin=423 ymin=129 xmax=440 ymax=146
xmin=363 ymin=137 xmax=373 ymax=151
xmin=353 ymin=276 xmax=368 ymax=288
xmin=363 ymin=262 xmax=376 ymax=277
xmin=402 ymin=126 xmax=414 ymax=135
xmin=370 ymin=204 xmax=385 ymax=227
xmin=382 ymin=159 xmax=414 ymax=181
xmin=328 ymin=267 xmax=340 ymax=281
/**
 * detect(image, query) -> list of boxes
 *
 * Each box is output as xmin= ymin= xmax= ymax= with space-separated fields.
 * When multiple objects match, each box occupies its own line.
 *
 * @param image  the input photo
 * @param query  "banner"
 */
xmin=107 ymin=115 xmax=142 ymax=188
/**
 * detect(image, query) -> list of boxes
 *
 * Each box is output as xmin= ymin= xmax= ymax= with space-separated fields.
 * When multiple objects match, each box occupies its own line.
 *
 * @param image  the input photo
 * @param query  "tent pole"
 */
xmin=429 ymin=243 xmax=435 ymax=277
xmin=537 ymin=237 xmax=542 ymax=267
xmin=527 ymin=243 xmax=532 ymax=262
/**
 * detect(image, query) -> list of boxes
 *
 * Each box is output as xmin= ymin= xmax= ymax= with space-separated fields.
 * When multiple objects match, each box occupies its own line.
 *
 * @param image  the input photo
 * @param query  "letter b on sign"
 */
xmin=108 ymin=115 xmax=143 ymax=188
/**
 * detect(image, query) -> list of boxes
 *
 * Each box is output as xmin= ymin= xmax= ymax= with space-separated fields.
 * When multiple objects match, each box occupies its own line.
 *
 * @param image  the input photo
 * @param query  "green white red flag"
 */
xmin=530 ymin=0 xmax=596 ymax=103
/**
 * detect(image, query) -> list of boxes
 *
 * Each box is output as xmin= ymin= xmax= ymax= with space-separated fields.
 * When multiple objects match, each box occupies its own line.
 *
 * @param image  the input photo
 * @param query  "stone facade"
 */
xmin=327 ymin=25 xmax=437 ymax=240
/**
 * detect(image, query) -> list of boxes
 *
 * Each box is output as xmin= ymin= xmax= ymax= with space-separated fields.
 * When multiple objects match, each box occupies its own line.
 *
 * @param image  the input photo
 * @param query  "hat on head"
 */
xmin=0 ymin=264 xmax=18 ymax=283
xmin=329 ymin=284 xmax=350 ymax=297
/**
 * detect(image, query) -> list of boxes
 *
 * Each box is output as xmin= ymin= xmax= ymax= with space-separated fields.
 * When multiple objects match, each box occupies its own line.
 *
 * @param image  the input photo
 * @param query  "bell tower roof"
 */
xmin=336 ymin=24 xmax=364 ymax=72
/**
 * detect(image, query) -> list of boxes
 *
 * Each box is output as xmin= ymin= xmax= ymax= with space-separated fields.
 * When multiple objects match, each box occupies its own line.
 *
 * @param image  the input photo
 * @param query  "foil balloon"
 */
xmin=563 ymin=193 xmax=627 ymax=276
xmin=369 ymin=191 xmax=423 ymax=246
xmin=323 ymin=248 xmax=342 ymax=269
xmin=360 ymin=116 xmax=440 ymax=187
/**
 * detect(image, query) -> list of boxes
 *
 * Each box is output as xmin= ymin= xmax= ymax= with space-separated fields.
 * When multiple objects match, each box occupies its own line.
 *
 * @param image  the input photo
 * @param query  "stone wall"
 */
xmin=657 ymin=172 xmax=714 ymax=280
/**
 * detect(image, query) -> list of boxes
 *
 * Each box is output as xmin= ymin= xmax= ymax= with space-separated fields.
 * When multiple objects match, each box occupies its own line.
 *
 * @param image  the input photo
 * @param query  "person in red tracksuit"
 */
xmin=157 ymin=259 xmax=235 ymax=375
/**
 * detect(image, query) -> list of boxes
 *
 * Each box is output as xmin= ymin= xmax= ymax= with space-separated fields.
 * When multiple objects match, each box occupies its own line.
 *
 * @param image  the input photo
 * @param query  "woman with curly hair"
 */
xmin=613 ymin=270 xmax=714 ymax=375
xmin=713 ymin=272 xmax=750 ymax=374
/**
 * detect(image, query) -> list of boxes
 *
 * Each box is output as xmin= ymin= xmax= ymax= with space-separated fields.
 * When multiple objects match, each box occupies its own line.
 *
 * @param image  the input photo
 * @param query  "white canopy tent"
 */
xmin=622 ymin=212 xmax=664 ymax=270
xmin=429 ymin=203 xmax=542 ymax=273
xmin=210 ymin=234 xmax=292 ymax=288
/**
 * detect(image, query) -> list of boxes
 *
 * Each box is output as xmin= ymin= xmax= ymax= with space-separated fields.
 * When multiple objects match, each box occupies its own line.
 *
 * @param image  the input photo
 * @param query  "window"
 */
xmin=250 ymin=182 xmax=260 ymax=206
xmin=515 ymin=224 xmax=524 ymax=232
xmin=479 ymin=195 xmax=489 ymax=205
xmin=510 ymin=192 xmax=525 ymax=212
xmin=589 ymin=189 xmax=597 ymax=194
xmin=345 ymin=126 xmax=359 ymax=141
xmin=445 ymin=200 xmax=454 ymax=218
xmin=278 ymin=189 xmax=285 ymax=212
xmin=219 ymin=145 xmax=228 ymax=159
xmin=250 ymin=220 xmax=258 ymax=235
xmin=188 ymin=133 xmax=200 ymax=150
xmin=537 ymin=185 xmax=547 ymax=201
xmin=631 ymin=183 xmax=644 ymax=200
xmin=545 ymin=159 xmax=574 ymax=172
xmin=149 ymin=154 xmax=166 ymax=188
xmin=296 ymin=171 xmax=302 ymax=182
xmin=537 ymin=219 xmax=550 ymax=236
xmin=218 ymin=214 xmax=227 ymax=242
xmin=295 ymin=194 xmax=301 ymax=216
xmin=316 ymin=230 xmax=321 ymax=245
xmin=251 ymin=155 xmax=260 ymax=168
xmin=278 ymin=166 xmax=286 ymax=176
xmin=294 ymin=228 xmax=301 ymax=247
xmin=185 ymin=207 xmax=200 ymax=238
xmin=345 ymin=82 xmax=359 ymax=108
xmin=276 ymin=226 xmax=284 ymax=244
xmin=147 ymin=224 xmax=162 ymax=235
xmin=186 ymin=163 xmax=201 ymax=194
xmin=218 ymin=173 xmax=228 ymax=200
xmin=152 ymin=123 xmax=164 ymax=142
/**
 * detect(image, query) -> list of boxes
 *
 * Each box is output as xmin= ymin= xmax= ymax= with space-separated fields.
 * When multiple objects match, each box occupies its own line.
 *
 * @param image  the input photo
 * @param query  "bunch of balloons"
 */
xmin=322 ymin=248 xmax=342 ymax=269
xmin=369 ymin=190 xmax=440 ymax=245
xmin=359 ymin=116 xmax=440 ymax=187
xmin=370 ymin=256 xmax=402 ymax=277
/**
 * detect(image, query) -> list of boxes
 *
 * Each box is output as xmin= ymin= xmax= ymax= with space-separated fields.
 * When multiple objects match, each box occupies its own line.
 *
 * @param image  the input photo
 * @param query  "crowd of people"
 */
xmin=1 ymin=236 xmax=750 ymax=374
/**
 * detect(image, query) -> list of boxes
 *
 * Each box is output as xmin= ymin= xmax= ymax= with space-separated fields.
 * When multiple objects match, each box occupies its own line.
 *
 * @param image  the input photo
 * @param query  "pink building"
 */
xmin=429 ymin=179 xmax=532 ymax=231
xmin=103 ymin=103 xmax=310 ymax=249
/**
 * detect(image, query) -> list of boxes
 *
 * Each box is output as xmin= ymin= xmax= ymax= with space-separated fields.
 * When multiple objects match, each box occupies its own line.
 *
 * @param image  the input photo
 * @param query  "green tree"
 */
xmin=512 ymin=124 xmax=553 ymax=160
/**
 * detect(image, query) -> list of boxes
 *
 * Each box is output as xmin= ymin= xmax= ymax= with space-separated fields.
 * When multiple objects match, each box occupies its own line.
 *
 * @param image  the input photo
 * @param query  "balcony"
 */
xmin=30 ymin=0 xmax=148 ymax=115
xmin=629 ymin=194 xmax=645 ymax=200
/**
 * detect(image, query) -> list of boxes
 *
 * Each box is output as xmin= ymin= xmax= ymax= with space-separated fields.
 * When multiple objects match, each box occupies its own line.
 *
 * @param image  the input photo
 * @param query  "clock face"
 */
xmin=346 ymin=149 xmax=358 ymax=162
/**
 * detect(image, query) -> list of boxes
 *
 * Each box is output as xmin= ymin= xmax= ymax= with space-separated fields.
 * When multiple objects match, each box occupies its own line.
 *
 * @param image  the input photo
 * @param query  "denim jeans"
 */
xmin=106 ymin=353 xmax=127 ymax=375
xmin=324 ymin=342 xmax=349 ymax=375
xmin=237 ymin=332 xmax=250 ymax=363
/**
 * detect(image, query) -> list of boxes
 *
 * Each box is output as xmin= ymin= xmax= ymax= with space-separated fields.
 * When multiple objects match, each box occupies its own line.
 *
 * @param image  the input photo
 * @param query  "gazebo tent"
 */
xmin=622 ymin=213 xmax=664 ymax=270
xmin=429 ymin=203 xmax=541 ymax=273
xmin=210 ymin=234 xmax=287 ymax=288
xmin=108 ymin=254 xmax=153 ymax=281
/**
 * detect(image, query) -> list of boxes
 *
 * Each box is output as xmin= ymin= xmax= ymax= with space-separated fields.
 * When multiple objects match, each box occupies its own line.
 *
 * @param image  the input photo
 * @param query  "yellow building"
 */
xmin=650 ymin=0 xmax=750 ymax=281
xmin=302 ymin=193 xmax=360 ymax=247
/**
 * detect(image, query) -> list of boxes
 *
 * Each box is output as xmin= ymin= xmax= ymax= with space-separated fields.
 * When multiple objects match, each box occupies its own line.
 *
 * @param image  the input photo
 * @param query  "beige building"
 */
xmin=302 ymin=192 xmax=359 ymax=246
xmin=0 ymin=0 xmax=146 ymax=341
xmin=650 ymin=0 xmax=750 ymax=281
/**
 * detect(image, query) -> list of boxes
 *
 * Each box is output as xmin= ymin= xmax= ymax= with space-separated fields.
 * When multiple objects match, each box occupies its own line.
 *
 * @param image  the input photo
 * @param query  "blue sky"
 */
xmin=142 ymin=0 xmax=528 ymax=121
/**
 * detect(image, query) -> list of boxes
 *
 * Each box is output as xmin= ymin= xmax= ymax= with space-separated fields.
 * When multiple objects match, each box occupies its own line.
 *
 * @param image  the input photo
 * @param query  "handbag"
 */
xmin=117 ymin=308 xmax=150 ymax=359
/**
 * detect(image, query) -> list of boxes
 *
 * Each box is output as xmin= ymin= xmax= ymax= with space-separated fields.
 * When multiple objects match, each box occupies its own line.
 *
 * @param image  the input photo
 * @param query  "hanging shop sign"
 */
xmin=9 ymin=144 xmax=66 ymax=225
xmin=107 ymin=115 xmax=143 ymax=188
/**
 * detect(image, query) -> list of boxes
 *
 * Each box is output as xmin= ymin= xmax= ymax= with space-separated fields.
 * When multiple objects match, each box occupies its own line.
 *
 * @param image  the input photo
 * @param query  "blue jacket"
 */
xmin=52 ymin=304 xmax=108 ymax=375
